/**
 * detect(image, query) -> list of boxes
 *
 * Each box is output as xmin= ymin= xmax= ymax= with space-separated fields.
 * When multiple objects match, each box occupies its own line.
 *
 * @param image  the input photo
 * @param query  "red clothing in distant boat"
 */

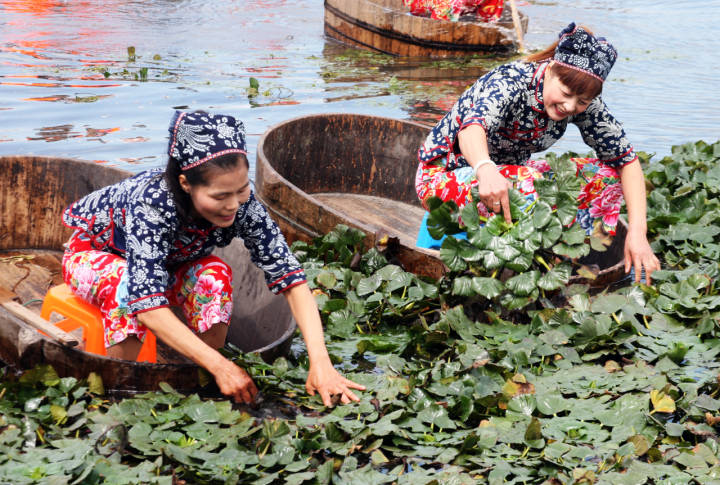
xmin=404 ymin=0 xmax=504 ymax=22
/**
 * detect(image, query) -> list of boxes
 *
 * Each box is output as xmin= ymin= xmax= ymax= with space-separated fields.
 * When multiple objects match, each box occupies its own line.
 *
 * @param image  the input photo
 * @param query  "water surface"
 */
xmin=1 ymin=0 xmax=718 ymax=174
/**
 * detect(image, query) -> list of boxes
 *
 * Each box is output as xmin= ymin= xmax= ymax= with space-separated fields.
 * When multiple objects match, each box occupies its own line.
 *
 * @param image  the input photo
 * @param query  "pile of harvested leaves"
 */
xmin=2 ymin=140 xmax=720 ymax=484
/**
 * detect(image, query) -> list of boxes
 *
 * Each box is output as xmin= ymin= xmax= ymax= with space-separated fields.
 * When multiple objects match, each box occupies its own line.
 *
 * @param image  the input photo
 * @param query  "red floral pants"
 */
xmin=415 ymin=158 xmax=624 ymax=236
xmin=62 ymin=231 xmax=233 ymax=348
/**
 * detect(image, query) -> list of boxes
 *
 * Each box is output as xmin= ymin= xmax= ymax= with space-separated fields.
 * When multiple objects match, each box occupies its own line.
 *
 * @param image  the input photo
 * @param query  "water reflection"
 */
xmin=27 ymin=124 xmax=81 ymax=143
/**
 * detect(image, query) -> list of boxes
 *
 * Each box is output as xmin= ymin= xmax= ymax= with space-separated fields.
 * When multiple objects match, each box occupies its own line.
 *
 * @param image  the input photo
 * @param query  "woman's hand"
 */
xmin=624 ymin=228 xmax=661 ymax=285
xmin=475 ymin=164 xmax=513 ymax=223
xmin=283 ymin=283 xmax=366 ymax=406
xmin=619 ymin=160 xmax=659 ymax=285
xmin=212 ymin=359 xmax=259 ymax=404
xmin=306 ymin=359 xmax=365 ymax=406
xmin=137 ymin=307 xmax=259 ymax=404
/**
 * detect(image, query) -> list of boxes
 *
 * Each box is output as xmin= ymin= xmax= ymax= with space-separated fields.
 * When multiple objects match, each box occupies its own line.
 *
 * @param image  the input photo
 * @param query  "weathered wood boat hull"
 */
xmin=256 ymin=113 xmax=447 ymax=280
xmin=324 ymin=0 xmax=528 ymax=57
xmin=255 ymin=113 xmax=628 ymax=286
xmin=0 ymin=156 xmax=296 ymax=393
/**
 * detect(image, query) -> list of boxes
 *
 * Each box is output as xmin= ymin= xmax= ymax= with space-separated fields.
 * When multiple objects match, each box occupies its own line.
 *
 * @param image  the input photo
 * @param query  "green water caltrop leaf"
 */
xmin=357 ymin=273 xmax=382 ymax=296
xmin=440 ymin=236 xmax=470 ymax=272
xmin=532 ymin=200 xmax=553 ymax=229
xmin=427 ymin=198 xmax=462 ymax=238
xmin=553 ymin=240 xmax=591 ymax=258
xmin=541 ymin=217 xmax=563 ymax=247
xmin=472 ymin=277 xmax=504 ymax=299
xmin=537 ymin=262 xmax=572 ymax=291
xmin=505 ymin=270 xmax=540 ymax=297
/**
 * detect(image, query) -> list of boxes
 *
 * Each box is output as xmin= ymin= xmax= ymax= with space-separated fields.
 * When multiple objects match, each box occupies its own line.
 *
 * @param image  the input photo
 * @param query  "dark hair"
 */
xmin=165 ymin=152 xmax=249 ymax=223
xmin=524 ymin=25 xmax=603 ymax=99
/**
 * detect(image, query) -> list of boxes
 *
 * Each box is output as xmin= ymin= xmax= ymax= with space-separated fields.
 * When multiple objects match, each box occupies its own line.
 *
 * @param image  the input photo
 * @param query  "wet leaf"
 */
xmin=471 ymin=277 xmax=504 ymax=299
xmin=440 ymin=236 xmax=472 ymax=272
xmin=417 ymin=403 xmax=456 ymax=429
xmin=357 ymin=273 xmax=382 ymax=296
xmin=508 ymin=395 xmax=536 ymax=416
xmin=532 ymin=201 xmax=553 ymax=229
xmin=541 ymin=217 xmax=563 ymax=248
xmin=505 ymin=270 xmax=540 ymax=297
xmin=537 ymin=262 xmax=572 ymax=291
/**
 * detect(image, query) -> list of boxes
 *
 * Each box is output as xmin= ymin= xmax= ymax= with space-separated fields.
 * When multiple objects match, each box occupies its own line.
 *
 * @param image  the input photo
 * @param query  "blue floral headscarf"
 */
xmin=554 ymin=22 xmax=618 ymax=82
xmin=168 ymin=111 xmax=247 ymax=171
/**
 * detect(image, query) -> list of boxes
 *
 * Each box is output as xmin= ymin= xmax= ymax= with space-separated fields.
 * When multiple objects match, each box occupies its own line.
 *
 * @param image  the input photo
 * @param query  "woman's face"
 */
xmin=179 ymin=161 xmax=251 ymax=228
xmin=543 ymin=64 xmax=593 ymax=121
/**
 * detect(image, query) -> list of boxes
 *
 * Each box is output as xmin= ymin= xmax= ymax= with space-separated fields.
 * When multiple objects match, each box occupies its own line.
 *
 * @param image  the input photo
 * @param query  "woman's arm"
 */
xmin=620 ymin=160 xmax=661 ymax=284
xmin=458 ymin=125 xmax=512 ymax=223
xmin=284 ymin=283 xmax=366 ymax=406
xmin=137 ymin=308 xmax=258 ymax=403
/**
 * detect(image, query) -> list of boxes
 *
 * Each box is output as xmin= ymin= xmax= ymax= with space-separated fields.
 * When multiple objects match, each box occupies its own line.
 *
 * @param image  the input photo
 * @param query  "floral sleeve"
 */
xmin=233 ymin=192 xmax=306 ymax=294
xmin=572 ymin=97 xmax=637 ymax=168
xmin=419 ymin=65 xmax=525 ymax=167
xmin=458 ymin=66 xmax=524 ymax=135
xmin=124 ymin=198 xmax=173 ymax=315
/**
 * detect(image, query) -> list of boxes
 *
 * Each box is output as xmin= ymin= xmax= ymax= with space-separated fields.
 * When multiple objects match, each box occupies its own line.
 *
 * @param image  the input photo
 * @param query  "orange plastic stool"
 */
xmin=40 ymin=284 xmax=156 ymax=363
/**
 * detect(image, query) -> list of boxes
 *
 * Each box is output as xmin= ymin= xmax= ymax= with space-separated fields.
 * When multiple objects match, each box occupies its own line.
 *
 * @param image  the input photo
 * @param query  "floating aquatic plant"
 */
xmin=2 ymin=141 xmax=720 ymax=483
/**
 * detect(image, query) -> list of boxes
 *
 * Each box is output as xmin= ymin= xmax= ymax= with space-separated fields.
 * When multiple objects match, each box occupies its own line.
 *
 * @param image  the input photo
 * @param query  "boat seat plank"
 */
xmin=314 ymin=193 xmax=425 ymax=248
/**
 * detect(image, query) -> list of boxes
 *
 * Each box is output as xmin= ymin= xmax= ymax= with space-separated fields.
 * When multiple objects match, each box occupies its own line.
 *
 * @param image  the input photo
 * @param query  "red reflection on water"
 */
xmin=3 ymin=80 xmax=122 ymax=88
xmin=1 ymin=0 xmax=122 ymax=64
xmin=1 ymin=0 xmax=66 ymax=15
xmin=22 ymin=94 xmax=113 ymax=103
xmin=85 ymin=128 xmax=120 ymax=140
xmin=1 ymin=81 xmax=57 ymax=87
xmin=3 ymin=46 xmax=52 ymax=61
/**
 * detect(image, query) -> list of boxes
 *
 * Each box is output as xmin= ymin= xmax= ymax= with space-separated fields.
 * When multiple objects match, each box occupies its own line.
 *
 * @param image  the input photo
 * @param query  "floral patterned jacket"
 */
xmin=418 ymin=61 xmax=637 ymax=171
xmin=62 ymin=169 xmax=306 ymax=315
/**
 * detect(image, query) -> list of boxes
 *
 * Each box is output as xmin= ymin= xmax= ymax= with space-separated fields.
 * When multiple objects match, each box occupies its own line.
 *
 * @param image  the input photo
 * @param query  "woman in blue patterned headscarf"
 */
xmin=415 ymin=22 xmax=660 ymax=284
xmin=62 ymin=110 xmax=365 ymax=406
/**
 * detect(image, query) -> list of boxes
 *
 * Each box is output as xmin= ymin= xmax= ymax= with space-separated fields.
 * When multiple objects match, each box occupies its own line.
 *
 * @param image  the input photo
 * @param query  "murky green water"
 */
xmin=1 ymin=0 xmax=718 ymax=174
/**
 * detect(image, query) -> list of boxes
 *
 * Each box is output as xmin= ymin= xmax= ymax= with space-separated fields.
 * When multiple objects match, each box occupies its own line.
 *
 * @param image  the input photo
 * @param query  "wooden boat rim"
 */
xmin=256 ymin=112 xmax=438 ymax=257
xmin=324 ymin=0 xmax=522 ymax=53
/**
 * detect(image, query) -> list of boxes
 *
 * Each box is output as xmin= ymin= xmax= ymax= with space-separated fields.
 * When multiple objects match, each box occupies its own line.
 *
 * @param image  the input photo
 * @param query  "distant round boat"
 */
xmin=0 ymin=156 xmax=296 ymax=394
xmin=324 ymin=0 xmax=529 ymax=57
xmin=255 ymin=113 xmax=628 ymax=286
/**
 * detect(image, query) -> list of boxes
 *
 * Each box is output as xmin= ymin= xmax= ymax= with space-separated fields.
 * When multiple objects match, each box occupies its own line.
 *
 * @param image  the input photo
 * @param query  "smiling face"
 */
xmin=542 ymin=63 xmax=594 ymax=121
xmin=179 ymin=160 xmax=251 ymax=228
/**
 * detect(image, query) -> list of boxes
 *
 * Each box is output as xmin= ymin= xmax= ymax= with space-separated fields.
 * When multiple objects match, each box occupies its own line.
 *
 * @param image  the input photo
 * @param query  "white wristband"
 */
xmin=473 ymin=159 xmax=496 ymax=177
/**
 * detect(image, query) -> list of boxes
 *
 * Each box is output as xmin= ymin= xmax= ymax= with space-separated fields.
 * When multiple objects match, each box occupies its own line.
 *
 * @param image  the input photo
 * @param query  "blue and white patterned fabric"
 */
xmin=168 ymin=111 xmax=247 ymax=171
xmin=63 ymin=169 xmax=306 ymax=315
xmin=417 ymin=61 xmax=636 ymax=171
xmin=554 ymin=23 xmax=617 ymax=82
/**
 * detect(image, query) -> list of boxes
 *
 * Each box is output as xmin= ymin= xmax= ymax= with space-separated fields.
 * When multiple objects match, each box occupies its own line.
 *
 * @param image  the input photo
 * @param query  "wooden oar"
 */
xmin=0 ymin=286 xmax=79 ymax=347
xmin=507 ymin=0 xmax=526 ymax=54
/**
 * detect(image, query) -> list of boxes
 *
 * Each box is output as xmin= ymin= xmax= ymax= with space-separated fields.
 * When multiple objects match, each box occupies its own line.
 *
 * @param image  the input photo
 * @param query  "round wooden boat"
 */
xmin=0 ymin=155 xmax=296 ymax=394
xmin=255 ymin=113 xmax=628 ymax=286
xmin=324 ymin=0 xmax=529 ymax=58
